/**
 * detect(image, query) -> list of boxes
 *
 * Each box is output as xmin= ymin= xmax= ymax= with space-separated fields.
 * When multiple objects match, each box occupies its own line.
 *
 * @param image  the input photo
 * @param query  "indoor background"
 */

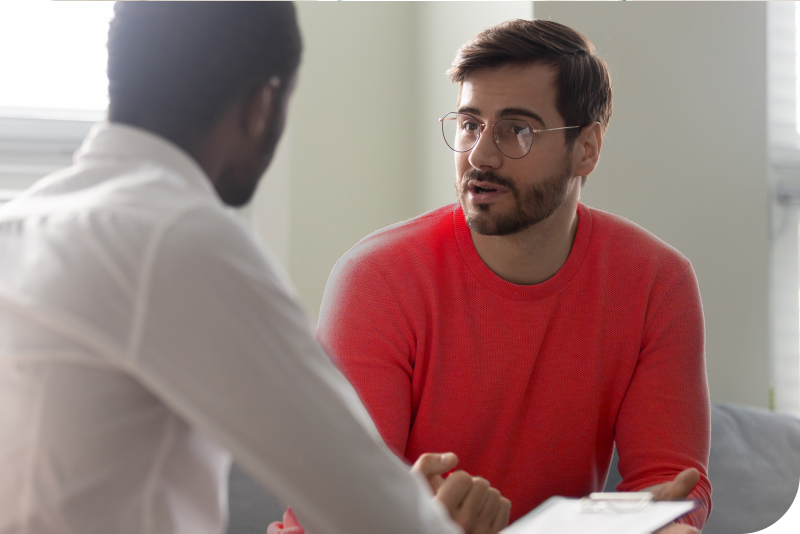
xmin=249 ymin=1 xmax=781 ymax=413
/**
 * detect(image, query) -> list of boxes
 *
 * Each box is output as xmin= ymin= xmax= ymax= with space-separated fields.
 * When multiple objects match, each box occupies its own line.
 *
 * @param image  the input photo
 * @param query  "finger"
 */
xmin=489 ymin=497 xmax=512 ymax=534
xmin=435 ymin=470 xmax=473 ymax=517
xmin=472 ymin=487 xmax=501 ymax=534
xmin=661 ymin=468 xmax=700 ymax=501
xmin=411 ymin=452 xmax=459 ymax=478
xmin=411 ymin=453 xmax=459 ymax=492
xmin=454 ymin=476 xmax=491 ymax=532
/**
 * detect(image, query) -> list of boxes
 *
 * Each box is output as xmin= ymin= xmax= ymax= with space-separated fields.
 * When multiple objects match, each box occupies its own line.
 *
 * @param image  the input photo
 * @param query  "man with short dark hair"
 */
xmin=0 ymin=3 xmax=509 ymax=533
xmin=319 ymin=19 xmax=711 ymax=531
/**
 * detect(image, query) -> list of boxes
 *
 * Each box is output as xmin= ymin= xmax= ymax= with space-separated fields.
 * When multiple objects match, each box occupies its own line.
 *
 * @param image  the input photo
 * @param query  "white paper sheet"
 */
xmin=502 ymin=497 xmax=697 ymax=534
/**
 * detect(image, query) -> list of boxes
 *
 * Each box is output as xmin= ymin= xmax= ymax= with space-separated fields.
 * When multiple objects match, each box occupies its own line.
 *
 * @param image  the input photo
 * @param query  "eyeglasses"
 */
xmin=439 ymin=112 xmax=581 ymax=159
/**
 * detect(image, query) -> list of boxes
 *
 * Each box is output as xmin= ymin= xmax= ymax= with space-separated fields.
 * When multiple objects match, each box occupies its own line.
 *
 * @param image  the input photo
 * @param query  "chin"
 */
xmin=461 ymin=200 xmax=518 ymax=236
xmin=461 ymin=197 xmax=560 ymax=236
xmin=213 ymin=170 xmax=260 ymax=208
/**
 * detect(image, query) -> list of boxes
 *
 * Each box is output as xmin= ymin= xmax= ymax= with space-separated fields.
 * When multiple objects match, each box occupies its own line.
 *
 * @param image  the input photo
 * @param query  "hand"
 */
xmin=411 ymin=452 xmax=458 ymax=492
xmin=644 ymin=468 xmax=700 ymax=534
xmin=643 ymin=468 xmax=700 ymax=501
xmin=411 ymin=453 xmax=511 ymax=534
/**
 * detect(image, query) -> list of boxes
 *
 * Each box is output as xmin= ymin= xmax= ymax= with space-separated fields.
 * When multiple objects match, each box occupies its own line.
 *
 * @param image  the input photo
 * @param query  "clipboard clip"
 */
xmin=579 ymin=492 xmax=654 ymax=513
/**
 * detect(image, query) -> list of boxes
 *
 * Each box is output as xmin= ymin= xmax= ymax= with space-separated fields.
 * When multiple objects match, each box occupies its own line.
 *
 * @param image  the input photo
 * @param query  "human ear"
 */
xmin=245 ymin=76 xmax=281 ymax=138
xmin=573 ymin=122 xmax=603 ymax=178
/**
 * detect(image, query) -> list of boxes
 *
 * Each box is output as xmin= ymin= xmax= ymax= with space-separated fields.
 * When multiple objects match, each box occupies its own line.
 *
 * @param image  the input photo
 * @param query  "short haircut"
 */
xmin=107 ymin=2 xmax=302 ymax=146
xmin=448 ymin=19 xmax=612 ymax=146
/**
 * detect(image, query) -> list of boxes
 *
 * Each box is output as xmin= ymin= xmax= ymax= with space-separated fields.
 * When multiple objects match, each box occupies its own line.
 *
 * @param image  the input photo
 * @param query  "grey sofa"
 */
xmin=228 ymin=402 xmax=800 ymax=533
xmin=227 ymin=463 xmax=284 ymax=533
xmin=604 ymin=403 xmax=800 ymax=534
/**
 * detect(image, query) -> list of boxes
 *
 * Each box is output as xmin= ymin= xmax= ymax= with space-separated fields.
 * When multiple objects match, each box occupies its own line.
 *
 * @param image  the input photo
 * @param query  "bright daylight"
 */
xmin=0 ymin=0 xmax=113 ymax=120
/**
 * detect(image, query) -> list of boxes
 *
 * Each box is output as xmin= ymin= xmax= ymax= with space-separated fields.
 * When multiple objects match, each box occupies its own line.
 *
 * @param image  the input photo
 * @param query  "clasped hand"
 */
xmin=411 ymin=452 xmax=511 ymax=534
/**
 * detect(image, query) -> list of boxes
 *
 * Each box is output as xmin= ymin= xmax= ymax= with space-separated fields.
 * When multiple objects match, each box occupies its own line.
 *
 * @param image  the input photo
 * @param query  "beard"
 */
xmin=458 ymin=156 xmax=574 ymax=236
xmin=213 ymin=91 xmax=288 ymax=208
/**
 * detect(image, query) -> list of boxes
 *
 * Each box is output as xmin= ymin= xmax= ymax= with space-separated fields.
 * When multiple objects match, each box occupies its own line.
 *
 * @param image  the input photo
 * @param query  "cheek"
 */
xmin=454 ymin=153 xmax=470 ymax=179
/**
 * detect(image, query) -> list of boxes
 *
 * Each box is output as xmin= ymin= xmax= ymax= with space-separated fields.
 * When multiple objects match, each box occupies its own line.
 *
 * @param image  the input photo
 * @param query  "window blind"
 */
xmin=768 ymin=1 xmax=800 ymax=417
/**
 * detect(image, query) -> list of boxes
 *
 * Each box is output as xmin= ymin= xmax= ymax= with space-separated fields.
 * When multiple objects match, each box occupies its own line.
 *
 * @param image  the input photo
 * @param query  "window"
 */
xmin=768 ymin=1 xmax=800 ymax=417
xmin=0 ymin=0 xmax=114 ymax=203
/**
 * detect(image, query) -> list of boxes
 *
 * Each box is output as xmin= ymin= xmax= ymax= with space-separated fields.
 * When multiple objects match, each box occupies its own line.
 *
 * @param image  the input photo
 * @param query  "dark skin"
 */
xmin=189 ymin=76 xmax=292 ymax=207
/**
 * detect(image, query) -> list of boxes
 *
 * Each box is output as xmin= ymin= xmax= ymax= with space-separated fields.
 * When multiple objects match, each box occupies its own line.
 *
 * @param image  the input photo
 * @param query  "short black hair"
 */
xmin=107 ymin=1 xmax=302 ymax=146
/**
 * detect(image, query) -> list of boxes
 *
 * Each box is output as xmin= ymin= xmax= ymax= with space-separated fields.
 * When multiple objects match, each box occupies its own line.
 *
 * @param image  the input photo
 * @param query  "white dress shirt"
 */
xmin=0 ymin=123 xmax=460 ymax=534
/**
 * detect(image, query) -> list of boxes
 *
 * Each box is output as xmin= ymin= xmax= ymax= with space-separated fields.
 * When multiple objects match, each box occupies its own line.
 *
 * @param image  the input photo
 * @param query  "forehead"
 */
xmin=458 ymin=63 xmax=559 ymax=125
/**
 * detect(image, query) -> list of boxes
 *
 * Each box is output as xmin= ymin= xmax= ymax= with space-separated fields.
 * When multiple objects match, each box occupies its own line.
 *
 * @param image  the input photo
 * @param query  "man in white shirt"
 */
xmin=0 ymin=3 xmax=509 ymax=533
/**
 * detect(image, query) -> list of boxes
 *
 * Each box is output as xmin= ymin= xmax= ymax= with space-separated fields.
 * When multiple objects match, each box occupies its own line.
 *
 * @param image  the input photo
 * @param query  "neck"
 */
xmin=109 ymin=113 xmax=229 ymax=184
xmin=469 ymin=186 xmax=581 ymax=286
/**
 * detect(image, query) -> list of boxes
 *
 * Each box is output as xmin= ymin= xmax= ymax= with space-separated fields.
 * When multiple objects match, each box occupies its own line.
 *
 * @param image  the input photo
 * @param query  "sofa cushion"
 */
xmin=703 ymin=403 xmax=800 ymax=534
xmin=604 ymin=403 xmax=800 ymax=533
xmin=227 ymin=463 xmax=285 ymax=534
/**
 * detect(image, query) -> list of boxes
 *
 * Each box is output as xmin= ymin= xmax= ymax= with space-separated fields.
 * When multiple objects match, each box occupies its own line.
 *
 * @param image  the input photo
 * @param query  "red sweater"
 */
xmin=318 ymin=203 xmax=711 ymax=527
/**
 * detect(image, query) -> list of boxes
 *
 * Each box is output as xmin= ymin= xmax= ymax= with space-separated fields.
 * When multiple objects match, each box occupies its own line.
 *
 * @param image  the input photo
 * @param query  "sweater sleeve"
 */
xmin=613 ymin=261 xmax=712 ymax=528
xmin=317 ymin=252 xmax=416 ymax=460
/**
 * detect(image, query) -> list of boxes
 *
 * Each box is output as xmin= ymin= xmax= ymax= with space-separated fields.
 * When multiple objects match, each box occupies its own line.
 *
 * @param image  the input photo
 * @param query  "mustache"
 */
xmin=462 ymin=169 xmax=519 ymax=195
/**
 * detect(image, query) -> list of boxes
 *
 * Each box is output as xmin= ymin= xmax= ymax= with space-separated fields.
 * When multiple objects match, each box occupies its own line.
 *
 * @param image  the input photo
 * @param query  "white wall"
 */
xmin=534 ymin=1 xmax=770 ymax=408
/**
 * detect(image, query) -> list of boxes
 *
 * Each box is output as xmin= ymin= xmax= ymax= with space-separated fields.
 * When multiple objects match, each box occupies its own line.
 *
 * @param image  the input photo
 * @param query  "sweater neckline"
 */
xmin=453 ymin=202 xmax=593 ymax=301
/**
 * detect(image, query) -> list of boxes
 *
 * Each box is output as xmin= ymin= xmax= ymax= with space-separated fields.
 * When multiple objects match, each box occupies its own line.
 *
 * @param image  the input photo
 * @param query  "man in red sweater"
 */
xmin=318 ymin=19 xmax=711 ymax=531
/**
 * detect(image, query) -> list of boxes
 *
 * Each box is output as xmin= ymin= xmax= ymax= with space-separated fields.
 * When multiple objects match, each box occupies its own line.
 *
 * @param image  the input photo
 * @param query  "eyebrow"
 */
xmin=456 ymin=106 xmax=547 ymax=128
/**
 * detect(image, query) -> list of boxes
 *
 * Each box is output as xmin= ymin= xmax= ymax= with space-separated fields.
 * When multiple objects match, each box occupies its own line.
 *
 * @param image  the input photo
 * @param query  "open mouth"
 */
xmin=468 ymin=180 xmax=509 ymax=195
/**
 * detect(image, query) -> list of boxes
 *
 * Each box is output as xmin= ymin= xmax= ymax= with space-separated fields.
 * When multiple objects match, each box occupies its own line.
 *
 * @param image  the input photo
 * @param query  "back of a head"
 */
xmin=448 ymin=19 xmax=612 ymax=146
xmin=107 ymin=1 xmax=302 ymax=147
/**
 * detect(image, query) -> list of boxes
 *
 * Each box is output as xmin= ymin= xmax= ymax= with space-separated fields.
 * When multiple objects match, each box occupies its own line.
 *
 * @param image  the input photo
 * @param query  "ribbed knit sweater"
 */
xmin=318 ymin=203 xmax=711 ymax=527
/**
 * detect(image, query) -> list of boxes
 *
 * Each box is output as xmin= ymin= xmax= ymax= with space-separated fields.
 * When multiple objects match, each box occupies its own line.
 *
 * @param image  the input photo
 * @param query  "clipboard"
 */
xmin=501 ymin=492 xmax=698 ymax=534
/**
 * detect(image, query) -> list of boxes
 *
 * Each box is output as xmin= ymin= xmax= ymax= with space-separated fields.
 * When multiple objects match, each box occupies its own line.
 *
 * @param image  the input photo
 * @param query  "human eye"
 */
xmin=508 ymin=121 xmax=532 ymax=136
xmin=461 ymin=118 xmax=480 ymax=132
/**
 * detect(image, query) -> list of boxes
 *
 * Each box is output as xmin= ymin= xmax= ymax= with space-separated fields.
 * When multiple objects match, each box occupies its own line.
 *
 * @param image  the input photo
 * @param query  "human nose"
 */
xmin=467 ymin=124 xmax=503 ymax=170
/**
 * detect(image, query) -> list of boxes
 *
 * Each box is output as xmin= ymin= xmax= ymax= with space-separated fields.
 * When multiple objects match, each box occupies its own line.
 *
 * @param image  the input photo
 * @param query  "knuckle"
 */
xmin=450 ymin=470 xmax=471 ymax=484
xmin=472 ymin=476 xmax=490 ymax=490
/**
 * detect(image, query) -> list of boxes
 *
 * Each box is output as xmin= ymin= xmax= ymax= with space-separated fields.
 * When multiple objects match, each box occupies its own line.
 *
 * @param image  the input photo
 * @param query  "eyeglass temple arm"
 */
xmin=534 ymin=125 xmax=582 ymax=133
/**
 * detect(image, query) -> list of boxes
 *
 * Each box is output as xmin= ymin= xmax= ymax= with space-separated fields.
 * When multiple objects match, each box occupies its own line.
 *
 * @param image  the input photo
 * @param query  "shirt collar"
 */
xmin=74 ymin=121 xmax=218 ymax=200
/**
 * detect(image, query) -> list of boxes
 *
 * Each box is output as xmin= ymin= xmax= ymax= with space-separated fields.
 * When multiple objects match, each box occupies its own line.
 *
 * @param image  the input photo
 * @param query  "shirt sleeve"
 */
xmin=317 ymin=249 xmax=416 ymax=460
xmin=613 ymin=261 xmax=712 ymax=528
xmin=130 ymin=207 xmax=460 ymax=534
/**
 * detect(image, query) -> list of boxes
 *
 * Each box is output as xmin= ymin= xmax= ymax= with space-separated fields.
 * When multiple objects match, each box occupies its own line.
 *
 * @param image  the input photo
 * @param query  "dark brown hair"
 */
xmin=448 ymin=19 xmax=612 ymax=146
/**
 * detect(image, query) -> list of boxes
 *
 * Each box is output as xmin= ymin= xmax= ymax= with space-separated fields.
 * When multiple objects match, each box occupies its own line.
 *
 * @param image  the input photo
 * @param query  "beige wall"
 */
xmin=415 ymin=2 xmax=535 ymax=211
xmin=534 ymin=1 xmax=770 ymax=408
xmin=250 ymin=1 xmax=773 ymax=409
xmin=285 ymin=2 xmax=420 ymax=317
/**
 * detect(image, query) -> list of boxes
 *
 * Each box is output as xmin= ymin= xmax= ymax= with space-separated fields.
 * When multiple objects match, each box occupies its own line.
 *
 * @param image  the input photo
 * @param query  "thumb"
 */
xmin=665 ymin=468 xmax=700 ymax=500
xmin=411 ymin=452 xmax=459 ymax=490
xmin=436 ymin=452 xmax=459 ymax=473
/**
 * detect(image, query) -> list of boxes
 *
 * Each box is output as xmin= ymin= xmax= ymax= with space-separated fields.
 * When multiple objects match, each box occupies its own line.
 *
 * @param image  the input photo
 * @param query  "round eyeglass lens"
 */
xmin=441 ymin=112 xmax=480 ymax=153
xmin=493 ymin=118 xmax=534 ymax=159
